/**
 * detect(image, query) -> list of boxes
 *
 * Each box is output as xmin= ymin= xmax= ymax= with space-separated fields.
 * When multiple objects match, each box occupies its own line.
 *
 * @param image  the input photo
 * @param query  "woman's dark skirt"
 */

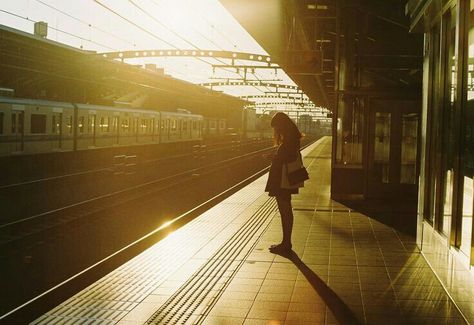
xmin=265 ymin=161 xmax=299 ymax=199
xmin=268 ymin=188 xmax=299 ymax=200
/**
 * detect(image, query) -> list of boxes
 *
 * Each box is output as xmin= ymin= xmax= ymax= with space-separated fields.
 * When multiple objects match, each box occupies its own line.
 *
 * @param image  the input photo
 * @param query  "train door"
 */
xmin=88 ymin=113 xmax=96 ymax=147
xmin=151 ymin=118 xmax=155 ymax=141
xmin=51 ymin=109 xmax=62 ymax=150
xmin=159 ymin=118 xmax=164 ymax=143
xmin=11 ymin=107 xmax=24 ymax=152
xmin=113 ymin=115 xmax=119 ymax=144
xmin=188 ymin=119 xmax=191 ymax=138
xmin=367 ymin=99 xmax=419 ymax=198
xmin=157 ymin=115 xmax=162 ymax=143
xmin=167 ymin=119 xmax=171 ymax=140
xmin=134 ymin=117 xmax=139 ymax=142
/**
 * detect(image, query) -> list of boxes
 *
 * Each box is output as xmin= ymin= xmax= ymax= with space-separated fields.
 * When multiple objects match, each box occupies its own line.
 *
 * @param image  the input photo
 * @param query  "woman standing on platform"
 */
xmin=265 ymin=112 xmax=303 ymax=253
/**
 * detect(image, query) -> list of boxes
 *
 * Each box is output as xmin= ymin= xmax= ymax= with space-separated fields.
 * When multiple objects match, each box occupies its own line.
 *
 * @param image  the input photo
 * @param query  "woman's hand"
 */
xmin=263 ymin=152 xmax=275 ymax=161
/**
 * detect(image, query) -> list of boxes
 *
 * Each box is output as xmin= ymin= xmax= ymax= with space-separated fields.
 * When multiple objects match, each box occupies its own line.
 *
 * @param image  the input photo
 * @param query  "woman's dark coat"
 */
xmin=265 ymin=135 xmax=300 ymax=197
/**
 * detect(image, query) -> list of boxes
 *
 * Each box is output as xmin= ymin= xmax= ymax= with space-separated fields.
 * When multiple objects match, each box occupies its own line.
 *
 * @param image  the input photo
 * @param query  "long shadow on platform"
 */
xmin=274 ymin=250 xmax=361 ymax=325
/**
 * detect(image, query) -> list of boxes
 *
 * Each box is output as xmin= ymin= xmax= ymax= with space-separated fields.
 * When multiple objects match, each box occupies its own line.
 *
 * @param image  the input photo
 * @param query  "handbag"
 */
xmin=281 ymin=153 xmax=309 ymax=189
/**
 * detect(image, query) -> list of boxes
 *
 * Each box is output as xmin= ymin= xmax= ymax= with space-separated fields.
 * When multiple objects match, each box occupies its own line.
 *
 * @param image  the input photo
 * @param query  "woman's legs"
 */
xmin=276 ymin=194 xmax=293 ymax=248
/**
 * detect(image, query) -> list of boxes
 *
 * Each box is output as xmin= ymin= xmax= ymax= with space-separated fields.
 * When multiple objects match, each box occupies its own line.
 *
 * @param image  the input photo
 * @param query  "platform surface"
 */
xmin=33 ymin=137 xmax=467 ymax=324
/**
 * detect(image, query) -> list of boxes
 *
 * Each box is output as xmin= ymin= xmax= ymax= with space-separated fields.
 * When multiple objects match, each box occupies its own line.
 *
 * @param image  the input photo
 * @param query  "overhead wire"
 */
xmin=184 ymin=0 xmax=239 ymax=50
xmin=33 ymin=0 xmax=136 ymax=48
xmin=31 ymin=0 xmax=242 ymax=86
xmin=128 ymin=0 xmax=239 ymax=74
xmin=93 ymin=0 xmax=177 ymax=49
xmin=93 ymin=0 xmax=251 ymax=84
xmin=183 ymin=0 xmax=279 ymax=90
xmin=147 ymin=0 xmax=230 ymax=51
xmin=16 ymin=0 xmax=273 ymax=98
xmin=0 ymin=8 xmax=116 ymax=50
xmin=130 ymin=0 xmax=267 ymax=94
xmin=146 ymin=0 xmax=274 ymax=98
xmin=3 ymin=1 xmax=296 ymax=106
xmin=177 ymin=0 xmax=297 ymax=105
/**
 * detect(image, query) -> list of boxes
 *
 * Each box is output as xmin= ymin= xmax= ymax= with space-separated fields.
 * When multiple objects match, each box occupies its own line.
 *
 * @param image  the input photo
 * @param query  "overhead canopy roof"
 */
xmin=219 ymin=0 xmax=422 ymax=111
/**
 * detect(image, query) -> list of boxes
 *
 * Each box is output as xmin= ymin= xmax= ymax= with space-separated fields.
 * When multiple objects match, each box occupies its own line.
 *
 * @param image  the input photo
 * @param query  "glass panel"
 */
xmin=67 ymin=116 xmax=72 ymax=134
xmin=440 ymin=8 xmax=457 ymax=236
xmin=52 ymin=115 xmax=57 ymax=133
xmin=401 ymin=113 xmax=419 ymax=184
xmin=79 ymin=116 xmax=85 ymax=133
xmin=12 ymin=113 xmax=16 ymax=133
xmin=335 ymin=95 xmax=364 ymax=166
xmin=374 ymin=112 xmax=391 ymax=183
xmin=336 ymin=115 xmax=342 ymax=161
xmin=460 ymin=0 xmax=474 ymax=256
xmin=426 ymin=25 xmax=442 ymax=223
xmin=31 ymin=114 xmax=46 ymax=134
xmin=88 ymin=115 xmax=96 ymax=134
xmin=113 ymin=117 xmax=118 ymax=132
xmin=461 ymin=177 xmax=473 ymax=255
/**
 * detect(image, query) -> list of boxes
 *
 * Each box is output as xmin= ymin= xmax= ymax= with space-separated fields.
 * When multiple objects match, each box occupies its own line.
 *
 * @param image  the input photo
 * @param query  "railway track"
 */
xmin=0 ymin=137 xmax=273 ymax=224
xmin=0 ymin=137 xmax=317 ymax=322
xmin=0 ymin=142 xmax=276 ymax=246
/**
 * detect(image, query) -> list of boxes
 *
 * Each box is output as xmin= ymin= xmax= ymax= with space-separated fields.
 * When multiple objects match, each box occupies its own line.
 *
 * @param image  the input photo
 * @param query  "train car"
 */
xmin=203 ymin=117 xmax=227 ymax=136
xmin=0 ymin=97 xmax=75 ymax=155
xmin=0 ymin=97 xmax=204 ymax=156
xmin=74 ymin=104 xmax=162 ymax=149
xmin=160 ymin=111 xmax=203 ymax=143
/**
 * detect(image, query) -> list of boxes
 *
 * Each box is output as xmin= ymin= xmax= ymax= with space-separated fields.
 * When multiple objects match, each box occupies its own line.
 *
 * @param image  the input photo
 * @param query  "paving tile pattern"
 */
xmin=201 ymin=137 xmax=467 ymax=324
xmin=32 ymin=176 xmax=274 ymax=324
xmin=33 ymin=137 xmax=468 ymax=324
xmin=144 ymin=199 xmax=277 ymax=324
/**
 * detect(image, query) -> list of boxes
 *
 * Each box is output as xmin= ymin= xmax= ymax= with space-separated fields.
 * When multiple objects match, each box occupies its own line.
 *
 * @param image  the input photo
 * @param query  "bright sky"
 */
xmin=0 ymin=0 xmax=321 ymax=113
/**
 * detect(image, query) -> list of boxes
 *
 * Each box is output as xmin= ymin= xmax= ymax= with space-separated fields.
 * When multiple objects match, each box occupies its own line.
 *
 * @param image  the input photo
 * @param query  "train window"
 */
xmin=67 ymin=116 xmax=73 ymax=134
xmin=87 ymin=116 xmax=95 ymax=134
xmin=121 ymin=118 xmax=129 ymax=132
xmin=141 ymin=119 xmax=148 ymax=132
xmin=31 ymin=114 xmax=46 ymax=134
xmin=52 ymin=115 xmax=60 ymax=134
xmin=11 ymin=112 xmax=24 ymax=134
xmin=79 ymin=116 xmax=85 ymax=133
xmin=12 ymin=114 xmax=16 ymax=133
xmin=192 ymin=121 xmax=196 ymax=130
xmin=0 ymin=112 xmax=3 ymax=134
xmin=210 ymin=121 xmax=216 ymax=129
xmin=113 ymin=116 xmax=118 ymax=132
xmin=171 ymin=119 xmax=177 ymax=131
xmin=99 ymin=117 xmax=110 ymax=132
xmin=183 ymin=120 xmax=187 ymax=131
xmin=134 ymin=118 xmax=139 ymax=133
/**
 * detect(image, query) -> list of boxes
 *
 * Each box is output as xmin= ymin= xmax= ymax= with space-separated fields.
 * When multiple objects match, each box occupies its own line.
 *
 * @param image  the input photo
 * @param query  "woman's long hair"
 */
xmin=271 ymin=112 xmax=303 ymax=145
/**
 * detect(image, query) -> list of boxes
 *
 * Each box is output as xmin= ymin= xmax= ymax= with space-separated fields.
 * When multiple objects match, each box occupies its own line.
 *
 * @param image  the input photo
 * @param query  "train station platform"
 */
xmin=32 ymin=137 xmax=467 ymax=324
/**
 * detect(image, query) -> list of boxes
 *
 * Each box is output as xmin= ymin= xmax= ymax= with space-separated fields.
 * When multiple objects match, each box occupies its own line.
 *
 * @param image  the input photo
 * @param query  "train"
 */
xmin=0 ymin=97 xmax=228 ymax=156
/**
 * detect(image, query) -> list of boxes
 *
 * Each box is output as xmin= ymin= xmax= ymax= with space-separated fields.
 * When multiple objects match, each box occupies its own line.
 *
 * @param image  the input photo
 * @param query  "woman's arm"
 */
xmin=273 ymin=137 xmax=299 ymax=163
